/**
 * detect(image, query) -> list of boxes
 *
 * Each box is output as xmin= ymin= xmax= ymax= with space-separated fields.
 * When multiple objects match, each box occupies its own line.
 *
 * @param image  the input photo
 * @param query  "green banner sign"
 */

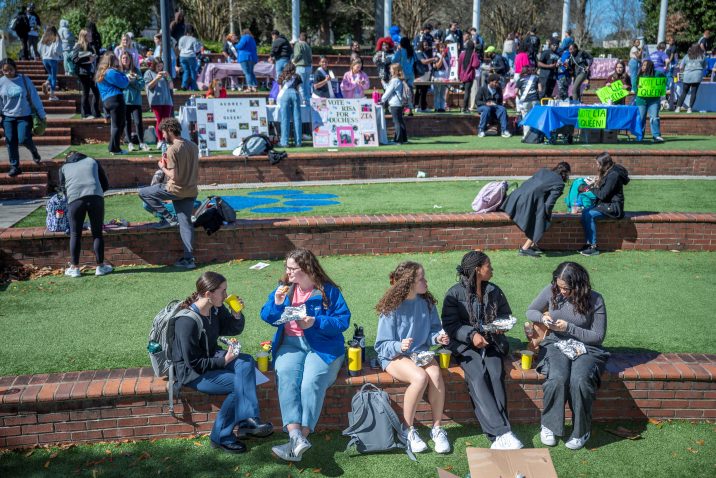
xmin=596 ymin=80 xmax=629 ymax=104
xmin=637 ymin=77 xmax=667 ymax=97
xmin=578 ymin=108 xmax=607 ymax=129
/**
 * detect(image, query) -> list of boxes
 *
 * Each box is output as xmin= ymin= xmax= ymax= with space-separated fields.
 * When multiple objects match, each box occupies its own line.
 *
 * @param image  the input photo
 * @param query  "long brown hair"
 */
xmin=278 ymin=62 xmax=297 ymax=85
xmin=280 ymin=249 xmax=339 ymax=308
xmin=376 ymin=261 xmax=436 ymax=315
xmin=41 ymin=26 xmax=58 ymax=45
xmin=95 ymin=52 xmax=120 ymax=83
xmin=595 ymin=152 xmax=614 ymax=187
xmin=119 ymin=51 xmax=134 ymax=73
xmin=550 ymin=262 xmax=592 ymax=316
xmin=181 ymin=271 xmax=227 ymax=309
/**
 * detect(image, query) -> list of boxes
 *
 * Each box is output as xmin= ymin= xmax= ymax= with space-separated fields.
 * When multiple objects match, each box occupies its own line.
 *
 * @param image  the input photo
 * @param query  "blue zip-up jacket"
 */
xmin=122 ymin=69 xmax=145 ymax=106
xmin=389 ymin=49 xmax=416 ymax=83
xmin=97 ymin=69 xmax=129 ymax=101
xmin=235 ymin=34 xmax=258 ymax=63
xmin=260 ymin=282 xmax=351 ymax=364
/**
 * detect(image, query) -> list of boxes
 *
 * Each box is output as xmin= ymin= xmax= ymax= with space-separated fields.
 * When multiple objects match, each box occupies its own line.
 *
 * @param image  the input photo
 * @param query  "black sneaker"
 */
xmin=579 ymin=245 xmax=600 ymax=256
xmin=7 ymin=167 xmax=22 ymax=177
xmin=518 ymin=247 xmax=540 ymax=257
xmin=31 ymin=153 xmax=42 ymax=164
xmin=174 ymin=257 xmax=196 ymax=269
xmin=577 ymin=243 xmax=591 ymax=253
xmin=530 ymin=246 xmax=544 ymax=254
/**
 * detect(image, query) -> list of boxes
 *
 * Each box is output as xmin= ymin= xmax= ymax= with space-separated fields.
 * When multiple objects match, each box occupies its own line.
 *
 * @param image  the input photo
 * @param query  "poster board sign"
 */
xmin=637 ymin=77 xmax=667 ymax=97
xmin=596 ymin=80 xmax=629 ymax=103
xmin=195 ymin=98 xmax=268 ymax=152
xmin=448 ymin=43 xmax=459 ymax=81
xmin=310 ymin=98 xmax=379 ymax=148
xmin=578 ymin=108 xmax=607 ymax=129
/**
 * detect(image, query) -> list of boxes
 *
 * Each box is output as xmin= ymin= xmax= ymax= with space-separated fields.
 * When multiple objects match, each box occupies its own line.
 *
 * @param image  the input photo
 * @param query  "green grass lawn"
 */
xmin=0 ymin=421 xmax=713 ymax=477
xmin=1 ymin=251 xmax=714 ymax=376
xmin=13 ymin=179 xmax=716 ymax=229
xmin=55 ymin=134 xmax=716 ymax=159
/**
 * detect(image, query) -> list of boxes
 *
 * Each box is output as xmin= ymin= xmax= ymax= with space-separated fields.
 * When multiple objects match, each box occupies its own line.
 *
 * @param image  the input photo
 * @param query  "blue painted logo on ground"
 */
xmin=221 ymin=190 xmax=341 ymax=214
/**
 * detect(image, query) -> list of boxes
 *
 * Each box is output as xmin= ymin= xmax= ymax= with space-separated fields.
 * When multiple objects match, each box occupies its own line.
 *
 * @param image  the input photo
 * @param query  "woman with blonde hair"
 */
xmin=95 ymin=53 xmax=129 ymax=155
xmin=381 ymin=63 xmax=408 ymax=144
xmin=71 ymin=28 xmax=101 ymax=118
xmin=38 ymin=26 xmax=62 ymax=100
xmin=113 ymin=33 xmax=140 ymax=69
xmin=340 ymin=59 xmax=370 ymax=98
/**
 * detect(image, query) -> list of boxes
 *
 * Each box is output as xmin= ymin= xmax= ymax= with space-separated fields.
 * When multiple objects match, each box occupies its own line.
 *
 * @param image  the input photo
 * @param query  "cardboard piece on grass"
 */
xmin=437 ymin=448 xmax=558 ymax=478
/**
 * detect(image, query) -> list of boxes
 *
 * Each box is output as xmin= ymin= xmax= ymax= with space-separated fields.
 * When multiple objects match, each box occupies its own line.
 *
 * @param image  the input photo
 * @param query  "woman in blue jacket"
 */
xmin=235 ymin=29 xmax=258 ymax=92
xmin=261 ymin=248 xmax=351 ymax=463
xmin=95 ymin=53 xmax=129 ymax=155
xmin=389 ymin=37 xmax=416 ymax=113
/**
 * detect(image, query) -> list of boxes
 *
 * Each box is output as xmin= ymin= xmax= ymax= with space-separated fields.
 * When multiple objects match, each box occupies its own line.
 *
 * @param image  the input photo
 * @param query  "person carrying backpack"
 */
xmin=374 ymin=261 xmax=451 ymax=454
xmin=172 ymin=271 xmax=274 ymax=453
xmin=10 ymin=8 xmax=30 ymax=60
xmin=381 ymin=64 xmax=409 ymax=144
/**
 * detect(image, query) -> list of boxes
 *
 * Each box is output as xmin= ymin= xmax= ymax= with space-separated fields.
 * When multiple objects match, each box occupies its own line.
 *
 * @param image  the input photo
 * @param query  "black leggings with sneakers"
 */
xmin=69 ymin=195 xmax=105 ymax=266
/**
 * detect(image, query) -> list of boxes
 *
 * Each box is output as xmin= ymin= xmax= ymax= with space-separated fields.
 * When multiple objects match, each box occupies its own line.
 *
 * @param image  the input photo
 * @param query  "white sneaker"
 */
xmin=431 ymin=426 xmax=451 ymax=454
xmin=478 ymin=131 xmax=486 ymax=138
xmin=157 ymin=141 xmax=166 ymax=151
xmin=501 ymin=131 xmax=512 ymax=138
xmin=406 ymin=427 xmax=428 ymax=453
xmin=128 ymin=143 xmax=136 ymax=152
xmin=64 ymin=267 xmax=81 ymax=278
xmin=540 ymin=425 xmax=557 ymax=446
xmin=565 ymin=432 xmax=590 ymax=450
xmin=687 ymin=108 xmax=692 ymax=113
xmin=674 ymin=107 xmax=681 ymax=113
xmin=95 ymin=264 xmax=113 ymax=276
xmin=272 ymin=436 xmax=311 ymax=462
xmin=140 ymin=143 xmax=150 ymax=152
xmin=490 ymin=431 xmax=524 ymax=450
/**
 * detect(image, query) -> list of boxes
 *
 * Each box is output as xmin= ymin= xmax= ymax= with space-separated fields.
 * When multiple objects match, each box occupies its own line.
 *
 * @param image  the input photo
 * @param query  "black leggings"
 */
xmin=69 ymin=195 xmax=105 ymax=266
xmin=124 ymin=104 xmax=144 ymax=144
xmin=78 ymin=75 xmax=101 ymax=117
xmin=104 ymin=95 xmax=126 ymax=153
xmin=415 ymin=85 xmax=429 ymax=111
xmin=677 ymin=83 xmax=701 ymax=109
xmin=389 ymin=106 xmax=407 ymax=143
xmin=463 ymin=81 xmax=474 ymax=111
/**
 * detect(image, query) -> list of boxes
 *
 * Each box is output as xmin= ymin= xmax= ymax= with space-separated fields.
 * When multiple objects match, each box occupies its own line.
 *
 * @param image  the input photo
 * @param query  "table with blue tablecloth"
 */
xmin=521 ymin=105 xmax=643 ymax=141
xmin=673 ymin=82 xmax=716 ymax=112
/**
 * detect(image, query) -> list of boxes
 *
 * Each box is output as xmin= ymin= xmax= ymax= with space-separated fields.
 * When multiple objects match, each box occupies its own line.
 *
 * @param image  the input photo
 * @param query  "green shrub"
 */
xmin=98 ymin=16 xmax=134 ymax=49
xmin=134 ymin=37 xmax=155 ymax=51
xmin=64 ymin=8 xmax=88 ymax=38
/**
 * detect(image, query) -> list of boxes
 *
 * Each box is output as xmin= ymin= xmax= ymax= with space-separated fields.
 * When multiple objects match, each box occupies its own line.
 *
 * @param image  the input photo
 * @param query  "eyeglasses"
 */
xmin=285 ymin=266 xmax=301 ymax=272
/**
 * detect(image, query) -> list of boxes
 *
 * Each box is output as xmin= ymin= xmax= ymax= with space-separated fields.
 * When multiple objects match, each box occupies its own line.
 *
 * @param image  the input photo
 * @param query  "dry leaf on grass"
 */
xmin=193 ymin=441 xmax=203 ymax=447
xmin=648 ymin=418 xmax=663 ymax=428
xmin=695 ymin=439 xmax=705 ymax=446
xmin=686 ymin=447 xmax=699 ymax=454
xmin=311 ymin=469 xmax=321 ymax=474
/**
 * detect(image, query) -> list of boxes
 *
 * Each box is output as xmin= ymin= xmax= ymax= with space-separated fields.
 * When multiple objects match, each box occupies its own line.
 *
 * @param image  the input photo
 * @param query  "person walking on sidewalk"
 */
xmin=139 ymin=118 xmax=199 ymax=269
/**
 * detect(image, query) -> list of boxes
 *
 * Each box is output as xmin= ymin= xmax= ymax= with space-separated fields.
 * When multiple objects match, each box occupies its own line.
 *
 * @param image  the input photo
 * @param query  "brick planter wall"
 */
xmin=2 ymin=213 xmax=715 ymax=269
xmin=1 ymin=353 xmax=714 ymax=448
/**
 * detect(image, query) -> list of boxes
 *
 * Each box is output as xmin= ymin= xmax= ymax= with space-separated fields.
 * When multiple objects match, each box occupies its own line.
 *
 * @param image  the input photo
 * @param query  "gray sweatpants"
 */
xmin=139 ymin=184 xmax=196 ymax=259
xmin=538 ymin=344 xmax=606 ymax=438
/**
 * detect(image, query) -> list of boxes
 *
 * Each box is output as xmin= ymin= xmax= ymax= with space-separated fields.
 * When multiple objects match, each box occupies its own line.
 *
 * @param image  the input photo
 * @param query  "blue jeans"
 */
xmin=580 ymin=207 xmax=606 ymax=245
xmin=3 ymin=115 xmax=39 ymax=169
xmin=636 ymin=98 xmax=661 ymax=139
xmin=180 ymin=56 xmax=198 ymax=90
xmin=628 ymin=59 xmax=639 ymax=92
xmin=138 ymin=184 xmax=195 ymax=259
xmin=279 ymin=88 xmax=302 ymax=147
xmin=274 ymin=336 xmax=343 ymax=432
xmin=296 ymin=66 xmax=312 ymax=103
xmin=477 ymin=105 xmax=508 ymax=133
xmin=275 ymin=58 xmax=289 ymax=80
xmin=43 ymin=59 xmax=58 ymax=93
xmin=187 ymin=353 xmax=260 ymax=445
xmin=239 ymin=60 xmax=257 ymax=87
xmin=433 ymin=84 xmax=447 ymax=110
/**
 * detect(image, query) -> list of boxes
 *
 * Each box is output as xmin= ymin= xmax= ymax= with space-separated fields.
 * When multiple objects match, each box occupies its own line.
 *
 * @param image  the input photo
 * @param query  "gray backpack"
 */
xmin=343 ymin=383 xmax=415 ymax=460
xmin=239 ymin=134 xmax=273 ymax=156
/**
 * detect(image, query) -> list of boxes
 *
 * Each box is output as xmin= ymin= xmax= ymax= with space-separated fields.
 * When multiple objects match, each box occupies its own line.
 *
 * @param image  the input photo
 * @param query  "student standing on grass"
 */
xmin=374 ymin=261 xmax=451 ymax=454
xmin=139 ymin=118 xmax=199 ymax=269
xmin=60 ymin=152 xmax=112 ymax=278
xmin=441 ymin=251 xmax=524 ymax=450
xmin=260 ymin=249 xmax=351 ymax=463
xmin=501 ymin=162 xmax=571 ymax=257
xmin=174 ymin=271 xmax=274 ymax=454
xmin=96 ymin=53 xmax=129 ymax=156
xmin=634 ymin=59 xmax=664 ymax=143
xmin=527 ymin=262 xmax=609 ymax=450
xmin=119 ymin=51 xmax=148 ymax=152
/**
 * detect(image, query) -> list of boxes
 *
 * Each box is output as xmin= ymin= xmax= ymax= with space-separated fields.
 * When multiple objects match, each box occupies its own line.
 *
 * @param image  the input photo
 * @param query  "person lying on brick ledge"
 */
xmin=526 ymin=261 xmax=609 ymax=450
xmin=261 ymin=248 xmax=351 ymax=463
xmin=374 ymin=261 xmax=452 ymax=454
xmin=173 ymin=271 xmax=274 ymax=453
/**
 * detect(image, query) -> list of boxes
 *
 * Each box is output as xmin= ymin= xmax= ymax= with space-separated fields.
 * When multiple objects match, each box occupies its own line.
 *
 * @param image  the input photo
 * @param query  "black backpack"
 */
xmin=192 ymin=196 xmax=236 ymax=235
xmin=522 ymin=129 xmax=545 ymax=144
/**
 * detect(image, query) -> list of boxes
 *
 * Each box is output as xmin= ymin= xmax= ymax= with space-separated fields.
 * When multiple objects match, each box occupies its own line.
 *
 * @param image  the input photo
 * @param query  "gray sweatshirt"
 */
xmin=381 ymin=77 xmax=405 ymax=107
xmin=374 ymin=297 xmax=442 ymax=370
xmin=58 ymin=20 xmax=75 ymax=52
xmin=0 ymin=75 xmax=46 ymax=119
xmin=60 ymin=156 xmax=109 ymax=204
xmin=38 ymin=40 xmax=62 ymax=61
xmin=177 ymin=35 xmax=201 ymax=58
xmin=526 ymin=285 xmax=607 ymax=347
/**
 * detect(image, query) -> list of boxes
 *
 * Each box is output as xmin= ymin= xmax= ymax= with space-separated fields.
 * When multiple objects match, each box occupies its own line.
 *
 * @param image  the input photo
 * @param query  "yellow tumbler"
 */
xmin=256 ymin=351 xmax=269 ymax=372
xmin=347 ymin=346 xmax=362 ymax=376
xmin=520 ymin=350 xmax=534 ymax=370
xmin=225 ymin=294 xmax=243 ymax=314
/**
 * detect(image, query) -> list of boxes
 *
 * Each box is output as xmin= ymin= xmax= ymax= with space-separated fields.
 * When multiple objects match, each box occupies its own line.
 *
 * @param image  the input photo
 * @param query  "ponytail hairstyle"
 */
xmin=181 ymin=271 xmax=228 ymax=309
xmin=280 ymin=248 xmax=339 ymax=309
xmin=456 ymin=250 xmax=491 ymax=326
xmin=376 ymin=261 xmax=436 ymax=315
xmin=550 ymin=262 xmax=592 ymax=316
xmin=595 ymin=152 xmax=614 ymax=187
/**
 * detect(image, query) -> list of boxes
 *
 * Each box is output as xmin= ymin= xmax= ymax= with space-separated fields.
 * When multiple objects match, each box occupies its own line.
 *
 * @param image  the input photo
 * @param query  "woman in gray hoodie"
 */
xmin=58 ymin=19 xmax=75 ymax=75
xmin=676 ymin=44 xmax=707 ymax=113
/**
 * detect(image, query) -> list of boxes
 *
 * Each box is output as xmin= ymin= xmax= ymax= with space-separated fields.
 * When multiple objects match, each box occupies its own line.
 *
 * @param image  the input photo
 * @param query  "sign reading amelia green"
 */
xmin=637 ymin=77 xmax=667 ymax=97
xmin=578 ymin=108 xmax=607 ymax=129
xmin=596 ymin=80 xmax=629 ymax=104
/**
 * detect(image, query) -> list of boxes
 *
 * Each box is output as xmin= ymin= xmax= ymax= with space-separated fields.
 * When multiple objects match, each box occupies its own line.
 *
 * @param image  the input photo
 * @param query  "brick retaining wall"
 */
xmin=2 ymin=213 xmax=715 ymax=269
xmin=1 ymin=353 xmax=714 ymax=448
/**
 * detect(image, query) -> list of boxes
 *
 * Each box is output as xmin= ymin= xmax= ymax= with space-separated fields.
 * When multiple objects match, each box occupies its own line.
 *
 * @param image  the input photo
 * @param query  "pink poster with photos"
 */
xmin=310 ymin=98 xmax=378 ymax=148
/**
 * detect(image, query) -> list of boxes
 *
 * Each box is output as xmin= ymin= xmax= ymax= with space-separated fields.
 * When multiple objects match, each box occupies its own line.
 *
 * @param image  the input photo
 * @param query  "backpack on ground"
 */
xmin=46 ymin=193 xmax=70 ymax=233
xmin=472 ymin=181 xmax=511 ymax=213
xmin=522 ymin=128 xmax=545 ymax=144
xmin=342 ymin=383 xmax=415 ymax=460
xmin=239 ymin=134 xmax=273 ymax=156
xmin=192 ymin=196 xmax=236 ymax=235
xmin=147 ymin=300 xmax=205 ymax=415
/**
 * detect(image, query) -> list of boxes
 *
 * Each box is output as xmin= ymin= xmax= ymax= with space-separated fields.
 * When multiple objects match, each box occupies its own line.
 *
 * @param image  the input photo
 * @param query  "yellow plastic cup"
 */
xmin=520 ymin=350 xmax=534 ymax=370
xmin=438 ymin=350 xmax=452 ymax=369
xmin=347 ymin=346 xmax=362 ymax=376
xmin=225 ymin=294 xmax=243 ymax=314
xmin=256 ymin=352 xmax=269 ymax=372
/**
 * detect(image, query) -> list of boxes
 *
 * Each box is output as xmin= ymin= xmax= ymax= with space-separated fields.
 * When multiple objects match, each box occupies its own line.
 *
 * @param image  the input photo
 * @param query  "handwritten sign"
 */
xmin=195 ymin=98 xmax=268 ymax=152
xmin=310 ymin=98 xmax=378 ymax=148
xmin=596 ymin=80 xmax=629 ymax=104
xmin=637 ymin=77 xmax=666 ymax=97
xmin=578 ymin=108 xmax=607 ymax=129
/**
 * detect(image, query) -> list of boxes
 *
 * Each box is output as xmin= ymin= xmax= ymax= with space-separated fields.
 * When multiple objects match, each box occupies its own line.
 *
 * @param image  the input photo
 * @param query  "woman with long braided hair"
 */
xmin=441 ymin=251 xmax=524 ymax=450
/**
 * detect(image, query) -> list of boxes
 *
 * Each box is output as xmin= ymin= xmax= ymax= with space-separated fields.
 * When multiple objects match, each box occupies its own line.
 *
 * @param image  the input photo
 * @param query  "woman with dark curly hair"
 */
xmin=441 ymin=251 xmax=524 ymax=450
xmin=526 ymin=262 xmax=609 ymax=450
xmin=374 ymin=261 xmax=451 ymax=454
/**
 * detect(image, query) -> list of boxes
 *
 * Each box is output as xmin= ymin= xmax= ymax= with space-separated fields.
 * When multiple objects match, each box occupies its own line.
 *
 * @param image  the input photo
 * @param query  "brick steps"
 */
xmin=0 ymin=183 xmax=48 ymax=200
xmin=0 ymin=171 xmax=47 ymax=185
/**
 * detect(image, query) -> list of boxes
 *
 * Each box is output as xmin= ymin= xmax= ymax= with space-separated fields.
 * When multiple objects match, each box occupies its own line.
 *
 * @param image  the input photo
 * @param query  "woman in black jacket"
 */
xmin=71 ymin=29 xmax=101 ymax=118
xmin=172 ymin=272 xmax=273 ymax=453
xmin=579 ymin=152 xmax=630 ymax=256
xmin=441 ymin=251 xmax=524 ymax=450
xmin=501 ymin=162 xmax=571 ymax=257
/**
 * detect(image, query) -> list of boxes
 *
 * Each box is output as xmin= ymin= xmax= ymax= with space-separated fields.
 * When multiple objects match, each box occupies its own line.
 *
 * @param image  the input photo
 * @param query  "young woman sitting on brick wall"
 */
xmin=526 ymin=261 xmax=609 ymax=450
xmin=374 ymin=261 xmax=451 ymax=454
xmin=260 ymin=249 xmax=351 ymax=463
